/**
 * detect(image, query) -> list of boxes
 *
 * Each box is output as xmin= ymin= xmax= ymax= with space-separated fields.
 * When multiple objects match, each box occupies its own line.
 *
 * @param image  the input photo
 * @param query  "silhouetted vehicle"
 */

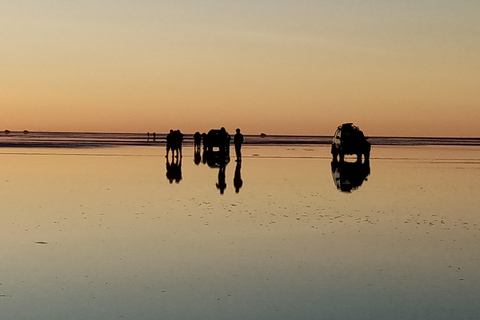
xmin=204 ymin=128 xmax=230 ymax=154
xmin=331 ymin=123 xmax=370 ymax=162
xmin=201 ymin=128 xmax=231 ymax=167
xmin=331 ymin=160 xmax=370 ymax=192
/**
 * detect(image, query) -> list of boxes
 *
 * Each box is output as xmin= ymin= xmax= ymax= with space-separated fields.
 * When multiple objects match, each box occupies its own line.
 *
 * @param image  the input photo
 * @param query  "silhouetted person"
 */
xmin=233 ymin=161 xmax=243 ymax=193
xmin=219 ymin=127 xmax=231 ymax=155
xmin=153 ymin=132 xmax=156 ymax=142
xmin=166 ymin=129 xmax=174 ymax=158
xmin=173 ymin=130 xmax=184 ymax=158
xmin=166 ymin=129 xmax=184 ymax=158
xmin=201 ymin=132 xmax=208 ymax=150
xmin=234 ymin=128 xmax=243 ymax=161
xmin=216 ymin=163 xmax=227 ymax=194
xmin=166 ymin=156 xmax=182 ymax=184
xmin=194 ymin=132 xmax=202 ymax=151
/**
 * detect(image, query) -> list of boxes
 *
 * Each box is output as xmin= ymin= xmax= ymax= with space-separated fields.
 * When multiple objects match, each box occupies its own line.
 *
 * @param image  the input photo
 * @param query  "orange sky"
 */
xmin=1 ymin=1 xmax=479 ymax=136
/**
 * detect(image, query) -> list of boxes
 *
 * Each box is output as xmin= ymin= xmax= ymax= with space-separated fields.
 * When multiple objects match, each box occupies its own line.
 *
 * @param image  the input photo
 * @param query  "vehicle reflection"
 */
xmin=203 ymin=149 xmax=230 ymax=194
xmin=331 ymin=160 xmax=370 ymax=192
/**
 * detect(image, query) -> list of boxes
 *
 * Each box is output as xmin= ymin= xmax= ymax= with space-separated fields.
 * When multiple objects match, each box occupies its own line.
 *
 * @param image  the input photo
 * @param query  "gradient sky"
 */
xmin=1 ymin=0 xmax=479 ymax=136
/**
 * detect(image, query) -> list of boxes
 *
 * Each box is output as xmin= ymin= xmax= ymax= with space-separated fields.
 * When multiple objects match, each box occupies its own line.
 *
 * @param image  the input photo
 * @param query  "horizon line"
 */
xmin=2 ymin=129 xmax=480 ymax=140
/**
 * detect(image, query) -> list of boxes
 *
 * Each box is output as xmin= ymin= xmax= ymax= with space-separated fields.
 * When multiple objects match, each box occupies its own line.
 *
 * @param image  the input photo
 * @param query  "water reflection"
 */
xmin=194 ymin=148 xmax=201 ymax=165
xmin=233 ymin=161 xmax=243 ymax=193
xmin=205 ymin=150 xmax=230 ymax=168
xmin=166 ymin=157 xmax=182 ymax=184
xmin=331 ymin=160 xmax=370 ymax=192
xmin=203 ymin=150 xmax=230 ymax=194
xmin=202 ymin=130 xmax=235 ymax=194
xmin=216 ymin=162 xmax=227 ymax=194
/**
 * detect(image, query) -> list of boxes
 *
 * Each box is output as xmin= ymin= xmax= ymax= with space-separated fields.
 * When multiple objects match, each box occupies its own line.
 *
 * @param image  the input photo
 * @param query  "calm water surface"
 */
xmin=0 ymin=145 xmax=479 ymax=319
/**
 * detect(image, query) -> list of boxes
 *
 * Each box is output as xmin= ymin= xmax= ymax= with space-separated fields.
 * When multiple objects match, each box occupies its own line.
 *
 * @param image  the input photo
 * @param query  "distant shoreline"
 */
xmin=1 ymin=131 xmax=480 ymax=148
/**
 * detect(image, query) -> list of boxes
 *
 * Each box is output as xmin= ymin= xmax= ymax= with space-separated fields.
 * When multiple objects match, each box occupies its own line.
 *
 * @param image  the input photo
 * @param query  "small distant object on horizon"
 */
xmin=260 ymin=133 xmax=267 ymax=138
xmin=5 ymin=130 xmax=10 ymax=134
xmin=24 ymin=130 xmax=29 ymax=134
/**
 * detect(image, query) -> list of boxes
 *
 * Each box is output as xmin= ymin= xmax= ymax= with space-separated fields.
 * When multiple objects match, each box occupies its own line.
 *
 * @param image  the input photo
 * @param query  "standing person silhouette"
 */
xmin=166 ymin=129 xmax=174 ymax=158
xmin=194 ymin=131 xmax=202 ymax=152
xmin=173 ymin=130 xmax=184 ymax=158
xmin=234 ymin=128 xmax=244 ymax=162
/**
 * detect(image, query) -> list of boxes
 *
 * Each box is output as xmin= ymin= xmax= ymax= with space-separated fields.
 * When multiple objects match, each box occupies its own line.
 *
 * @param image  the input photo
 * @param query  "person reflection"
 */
xmin=194 ymin=148 xmax=201 ymax=165
xmin=201 ymin=132 xmax=208 ymax=150
xmin=331 ymin=160 xmax=370 ymax=192
xmin=233 ymin=161 xmax=243 ymax=193
xmin=166 ymin=156 xmax=182 ymax=184
xmin=216 ymin=163 xmax=227 ymax=194
xmin=202 ymin=148 xmax=208 ymax=165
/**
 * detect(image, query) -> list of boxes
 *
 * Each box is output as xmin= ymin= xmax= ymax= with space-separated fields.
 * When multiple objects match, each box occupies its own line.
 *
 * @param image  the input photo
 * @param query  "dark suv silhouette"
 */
xmin=331 ymin=123 xmax=370 ymax=162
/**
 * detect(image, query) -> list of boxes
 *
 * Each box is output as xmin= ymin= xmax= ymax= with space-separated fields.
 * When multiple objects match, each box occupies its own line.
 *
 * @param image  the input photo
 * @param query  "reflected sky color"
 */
xmin=1 ymin=1 xmax=480 ymax=136
xmin=0 ymin=145 xmax=479 ymax=319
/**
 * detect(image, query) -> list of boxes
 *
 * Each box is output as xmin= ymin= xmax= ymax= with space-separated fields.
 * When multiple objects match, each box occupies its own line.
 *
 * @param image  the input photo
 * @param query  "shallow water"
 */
xmin=0 ymin=145 xmax=479 ymax=319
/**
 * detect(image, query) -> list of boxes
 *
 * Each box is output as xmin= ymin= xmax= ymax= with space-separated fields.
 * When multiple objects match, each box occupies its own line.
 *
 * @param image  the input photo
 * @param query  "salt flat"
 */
xmin=0 ymin=145 xmax=479 ymax=319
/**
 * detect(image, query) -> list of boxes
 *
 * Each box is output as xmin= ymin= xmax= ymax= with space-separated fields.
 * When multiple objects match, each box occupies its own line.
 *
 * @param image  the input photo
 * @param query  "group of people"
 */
xmin=165 ymin=129 xmax=184 ymax=158
xmin=167 ymin=128 xmax=244 ymax=161
xmin=164 ymin=128 xmax=244 ymax=193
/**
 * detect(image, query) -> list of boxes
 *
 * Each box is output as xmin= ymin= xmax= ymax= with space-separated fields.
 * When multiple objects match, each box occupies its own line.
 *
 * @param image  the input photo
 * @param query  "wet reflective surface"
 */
xmin=331 ymin=160 xmax=370 ymax=192
xmin=1 ymin=145 xmax=479 ymax=319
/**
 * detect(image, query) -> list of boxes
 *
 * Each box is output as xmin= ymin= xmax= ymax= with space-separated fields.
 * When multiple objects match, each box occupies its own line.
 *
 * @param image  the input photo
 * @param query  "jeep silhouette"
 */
xmin=331 ymin=123 xmax=370 ymax=162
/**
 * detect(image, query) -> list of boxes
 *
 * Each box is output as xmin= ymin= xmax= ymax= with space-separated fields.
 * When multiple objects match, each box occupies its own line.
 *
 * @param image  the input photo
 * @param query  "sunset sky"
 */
xmin=1 ymin=1 xmax=479 ymax=136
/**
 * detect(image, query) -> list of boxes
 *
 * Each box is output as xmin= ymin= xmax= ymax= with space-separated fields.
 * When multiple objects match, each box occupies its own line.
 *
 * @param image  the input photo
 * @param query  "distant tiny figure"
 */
xmin=153 ymin=132 xmax=156 ymax=142
xmin=234 ymin=161 xmax=243 ymax=193
xmin=234 ymin=128 xmax=244 ymax=161
xmin=147 ymin=132 xmax=150 ymax=141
